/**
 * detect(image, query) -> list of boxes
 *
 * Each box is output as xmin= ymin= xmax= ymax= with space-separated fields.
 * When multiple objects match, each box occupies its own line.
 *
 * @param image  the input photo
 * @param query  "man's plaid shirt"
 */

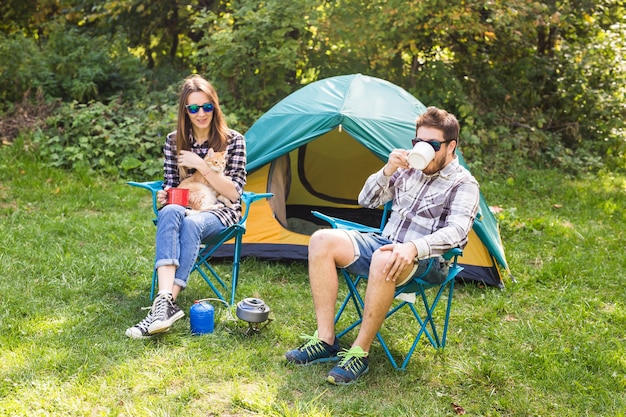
xmin=358 ymin=157 xmax=480 ymax=260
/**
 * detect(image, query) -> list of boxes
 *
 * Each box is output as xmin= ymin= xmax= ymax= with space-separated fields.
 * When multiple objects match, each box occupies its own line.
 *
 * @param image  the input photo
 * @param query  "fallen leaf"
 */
xmin=451 ymin=402 xmax=466 ymax=415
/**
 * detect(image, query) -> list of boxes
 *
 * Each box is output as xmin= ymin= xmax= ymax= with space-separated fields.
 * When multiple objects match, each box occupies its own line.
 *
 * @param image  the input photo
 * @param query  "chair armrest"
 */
xmin=128 ymin=180 xmax=163 ymax=218
xmin=240 ymin=191 xmax=273 ymax=224
xmin=311 ymin=210 xmax=383 ymax=233
xmin=127 ymin=182 xmax=272 ymax=230
xmin=442 ymin=248 xmax=463 ymax=265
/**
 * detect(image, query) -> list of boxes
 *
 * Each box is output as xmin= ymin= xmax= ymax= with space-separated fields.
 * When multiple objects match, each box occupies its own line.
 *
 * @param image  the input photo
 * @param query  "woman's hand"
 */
xmin=157 ymin=189 xmax=168 ymax=206
xmin=178 ymin=150 xmax=207 ymax=174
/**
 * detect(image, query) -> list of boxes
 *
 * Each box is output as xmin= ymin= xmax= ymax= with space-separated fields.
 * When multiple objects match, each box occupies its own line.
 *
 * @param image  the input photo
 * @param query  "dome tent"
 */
xmin=217 ymin=74 xmax=510 ymax=287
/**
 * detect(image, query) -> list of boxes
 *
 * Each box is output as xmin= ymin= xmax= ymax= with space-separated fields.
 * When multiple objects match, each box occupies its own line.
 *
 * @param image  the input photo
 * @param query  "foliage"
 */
xmin=0 ymin=33 xmax=49 ymax=106
xmin=1 ymin=142 xmax=626 ymax=416
xmin=42 ymin=27 xmax=147 ymax=102
xmin=191 ymin=0 xmax=318 ymax=128
xmin=30 ymin=92 xmax=178 ymax=178
xmin=306 ymin=0 xmax=626 ymax=173
xmin=0 ymin=27 xmax=147 ymax=105
xmin=1 ymin=0 xmax=625 ymax=175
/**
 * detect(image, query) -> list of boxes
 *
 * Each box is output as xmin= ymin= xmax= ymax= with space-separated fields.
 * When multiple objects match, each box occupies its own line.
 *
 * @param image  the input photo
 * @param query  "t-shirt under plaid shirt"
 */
xmin=358 ymin=157 xmax=480 ymax=260
xmin=162 ymin=130 xmax=247 ymax=227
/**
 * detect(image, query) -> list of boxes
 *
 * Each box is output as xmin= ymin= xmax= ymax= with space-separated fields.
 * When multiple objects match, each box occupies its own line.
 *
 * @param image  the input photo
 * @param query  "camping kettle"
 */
xmin=236 ymin=298 xmax=270 ymax=323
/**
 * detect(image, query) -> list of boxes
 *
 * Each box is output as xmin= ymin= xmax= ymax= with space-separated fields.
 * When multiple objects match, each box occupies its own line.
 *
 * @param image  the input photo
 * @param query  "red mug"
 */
xmin=167 ymin=188 xmax=189 ymax=206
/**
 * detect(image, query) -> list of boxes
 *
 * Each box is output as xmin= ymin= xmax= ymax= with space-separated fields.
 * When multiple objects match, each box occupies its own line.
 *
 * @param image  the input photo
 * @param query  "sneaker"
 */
xmin=125 ymin=308 xmax=157 ymax=339
xmin=147 ymin=293 xmax=185 ymax=335
xmin=285 ymin=330 xmax=341 ymax=365
xmin=327 ymin=346 xmax=369 ymax=385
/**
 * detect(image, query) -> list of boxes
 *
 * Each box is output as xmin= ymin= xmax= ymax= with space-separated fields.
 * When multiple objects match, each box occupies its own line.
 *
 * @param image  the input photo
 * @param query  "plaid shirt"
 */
xmin=162 ymin=130 xmax=247 ymax=226
xmin=358 ymin=157 xmax=480 ymax=260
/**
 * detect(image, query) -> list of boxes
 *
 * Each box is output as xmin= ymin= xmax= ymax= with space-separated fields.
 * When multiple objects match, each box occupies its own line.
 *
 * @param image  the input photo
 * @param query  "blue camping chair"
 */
xmin=128 ymin=180 xmax=272 ymax=306
xmin=312 ymin=205 xmax=464 ymax=371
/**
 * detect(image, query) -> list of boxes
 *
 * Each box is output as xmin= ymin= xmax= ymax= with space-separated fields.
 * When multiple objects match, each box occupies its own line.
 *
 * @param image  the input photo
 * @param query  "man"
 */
xmin=284 ymin=107 xmax=480 ymax=384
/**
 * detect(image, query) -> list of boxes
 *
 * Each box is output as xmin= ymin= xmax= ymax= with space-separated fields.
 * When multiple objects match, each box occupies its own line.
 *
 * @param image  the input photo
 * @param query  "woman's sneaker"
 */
xmin=125 ymin=309 xmax=157 ymax=339
xmin=125 ymin=293 xmax=184 ymax=339
xmin=327 ymin=346 xmax=369 ymax=385
xmin=147 ymin=293 xmax=184 ymax=334
xmin=285 ymin=330 xmax=341 ymax=365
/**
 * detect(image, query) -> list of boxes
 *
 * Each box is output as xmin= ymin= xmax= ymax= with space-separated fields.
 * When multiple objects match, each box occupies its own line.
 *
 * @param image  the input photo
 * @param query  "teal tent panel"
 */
xmin=457 ymin=153 xmax=509 ymax=273
xmin=247 ymin=74 xmax=426 ymax=172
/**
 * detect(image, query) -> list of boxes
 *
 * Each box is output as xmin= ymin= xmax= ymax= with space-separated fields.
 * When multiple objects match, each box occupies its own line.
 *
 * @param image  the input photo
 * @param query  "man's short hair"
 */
xmin=415 ymin=107 xmax=460 ymax=143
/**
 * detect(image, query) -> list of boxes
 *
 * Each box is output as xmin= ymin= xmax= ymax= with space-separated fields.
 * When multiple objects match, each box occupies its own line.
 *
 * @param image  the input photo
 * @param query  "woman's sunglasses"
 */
xmin=186 ymin=103 xmax=214 ymax=114
xmin=411 ymin=138 xmax=456 ymax=152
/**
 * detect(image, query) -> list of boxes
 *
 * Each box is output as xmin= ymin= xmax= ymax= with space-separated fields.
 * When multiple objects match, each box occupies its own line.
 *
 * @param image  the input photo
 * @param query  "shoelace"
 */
xmin=337 ymin=346 xmax=368 ymax=371
xmin=151 ymin=294 xmax=171 ymax=320
xmin=134 ymin=309 xmax=155 ymax=330
xmin=298 ymin=330 xmax=327 ymax=354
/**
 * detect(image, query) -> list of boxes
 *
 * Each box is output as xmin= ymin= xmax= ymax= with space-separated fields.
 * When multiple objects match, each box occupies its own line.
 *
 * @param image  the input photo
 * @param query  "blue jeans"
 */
xmin=154 ymin=204 xmax=227 ymax=289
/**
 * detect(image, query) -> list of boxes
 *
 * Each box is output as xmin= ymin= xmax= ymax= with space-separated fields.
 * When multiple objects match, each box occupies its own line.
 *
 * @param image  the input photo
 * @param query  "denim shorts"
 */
xmin=342 ymin=231 xmax=448 ymax=286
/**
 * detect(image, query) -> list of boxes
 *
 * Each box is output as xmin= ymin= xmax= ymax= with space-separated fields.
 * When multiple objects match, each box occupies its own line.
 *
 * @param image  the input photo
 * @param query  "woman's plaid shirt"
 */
xmin=162 ymin=130 xmax=247 ymax=227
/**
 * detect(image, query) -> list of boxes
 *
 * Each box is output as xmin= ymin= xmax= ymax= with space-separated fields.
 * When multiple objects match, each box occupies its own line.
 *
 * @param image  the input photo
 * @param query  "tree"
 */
xmin=191 ymin=0 xmax=318 ymax=127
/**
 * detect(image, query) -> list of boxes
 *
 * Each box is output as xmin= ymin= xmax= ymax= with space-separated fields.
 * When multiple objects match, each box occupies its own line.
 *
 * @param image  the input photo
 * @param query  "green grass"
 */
xmin=1 ymin=142 xmax=625 ymax=416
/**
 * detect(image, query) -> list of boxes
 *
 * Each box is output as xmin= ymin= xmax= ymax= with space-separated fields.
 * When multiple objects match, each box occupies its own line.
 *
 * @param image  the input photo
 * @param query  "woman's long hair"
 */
xmin=175 ymin=74 xmax=230 ymax=177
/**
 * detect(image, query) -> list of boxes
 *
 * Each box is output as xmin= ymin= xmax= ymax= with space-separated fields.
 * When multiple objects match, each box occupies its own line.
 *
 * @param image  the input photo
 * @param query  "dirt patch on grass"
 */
xmin=0 ymin=91 xmax=58 ymax=144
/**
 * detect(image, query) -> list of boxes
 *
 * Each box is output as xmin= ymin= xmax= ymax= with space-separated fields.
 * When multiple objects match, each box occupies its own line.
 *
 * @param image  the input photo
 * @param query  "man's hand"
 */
xmin=380 ymin=242 xmax=418 ymax=282
xmin=383 ymin=149 xmax=410 ymax=176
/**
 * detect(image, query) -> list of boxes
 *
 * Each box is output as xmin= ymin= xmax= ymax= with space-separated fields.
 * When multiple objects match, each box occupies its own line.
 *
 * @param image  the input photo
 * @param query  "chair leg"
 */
xmin=194 ymin=249 xmax=228 ymax=303
xmin=335 ymin=272 xmax=365 ymax=339
xmin=229 ymin=234 xmax=244 ymax=306
xmin=440 ymin=280 xmax=455 ymax=348
xmin=150 ymin=268 xmax=157 ymax=300
xmin=334 ymin=271 xmax=459 ymax=371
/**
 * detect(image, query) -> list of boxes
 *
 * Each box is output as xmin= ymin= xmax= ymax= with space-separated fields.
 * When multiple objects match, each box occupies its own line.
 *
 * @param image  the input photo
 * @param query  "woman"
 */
xmin=126 ymin=75 xmax=247 ymax=339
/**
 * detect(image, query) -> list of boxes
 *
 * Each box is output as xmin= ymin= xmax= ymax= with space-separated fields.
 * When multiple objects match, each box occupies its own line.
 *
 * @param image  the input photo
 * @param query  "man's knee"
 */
xmin=310 ymin=229 xmax=338 ymax=251
xmin=368 ymin=249 xmax=393 ymax=281
xmin=309 ymin=229 xmax=351 ymax=263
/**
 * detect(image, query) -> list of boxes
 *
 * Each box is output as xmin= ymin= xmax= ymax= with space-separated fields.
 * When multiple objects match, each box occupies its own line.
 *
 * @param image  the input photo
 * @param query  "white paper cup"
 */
xmin=407 ymin=141 xmax=436 ymax=170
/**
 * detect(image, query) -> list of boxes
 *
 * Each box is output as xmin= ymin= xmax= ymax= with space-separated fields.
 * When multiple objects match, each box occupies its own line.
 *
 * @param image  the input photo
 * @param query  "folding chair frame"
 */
xmin=128 ymin=180 xmax=272 ymax=306
xmin=312 ymin=208 xmax=464 ymax=370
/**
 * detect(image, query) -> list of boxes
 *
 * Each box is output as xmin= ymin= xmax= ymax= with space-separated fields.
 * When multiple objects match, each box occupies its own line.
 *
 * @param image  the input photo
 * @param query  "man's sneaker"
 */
xmin=285 ymin=330 xmax=341 ymax=365
xmin=147 ymin=293 xmax=185 ymax=334
xmin=327 ymin=346 xmax=369 ymax=385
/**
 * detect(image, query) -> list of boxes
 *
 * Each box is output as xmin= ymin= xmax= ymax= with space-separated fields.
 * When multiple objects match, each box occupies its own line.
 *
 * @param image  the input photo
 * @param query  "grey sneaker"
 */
xmin=147 ymin=293 xmax=185 ymax=334
xmin=125 ymin=307 xmax=158 ymax=339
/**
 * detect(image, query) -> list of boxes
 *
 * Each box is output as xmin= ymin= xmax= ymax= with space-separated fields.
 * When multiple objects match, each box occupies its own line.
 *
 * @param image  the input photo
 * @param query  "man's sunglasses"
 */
xmin=186 ymin=103 xmax=214 ymax=114
xmin=411 ymin=138 xmax=456 ymax=152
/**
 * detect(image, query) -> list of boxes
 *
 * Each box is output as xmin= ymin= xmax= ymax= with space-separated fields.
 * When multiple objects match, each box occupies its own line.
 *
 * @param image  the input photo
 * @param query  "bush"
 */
xmin=0 ymin=34 xmax=49 ymax=107
xmin=0 ymin=27 xmax=147 ymax=106
xmin=30 ymin=90 xmax=178 ymax=179
xmin=42 ymin=28 xmax=147 ymax=103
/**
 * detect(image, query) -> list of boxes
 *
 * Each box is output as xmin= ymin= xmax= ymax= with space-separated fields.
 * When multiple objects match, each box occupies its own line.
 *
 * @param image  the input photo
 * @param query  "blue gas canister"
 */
xmin=190 ymin=300 xmax=214 ymax=335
